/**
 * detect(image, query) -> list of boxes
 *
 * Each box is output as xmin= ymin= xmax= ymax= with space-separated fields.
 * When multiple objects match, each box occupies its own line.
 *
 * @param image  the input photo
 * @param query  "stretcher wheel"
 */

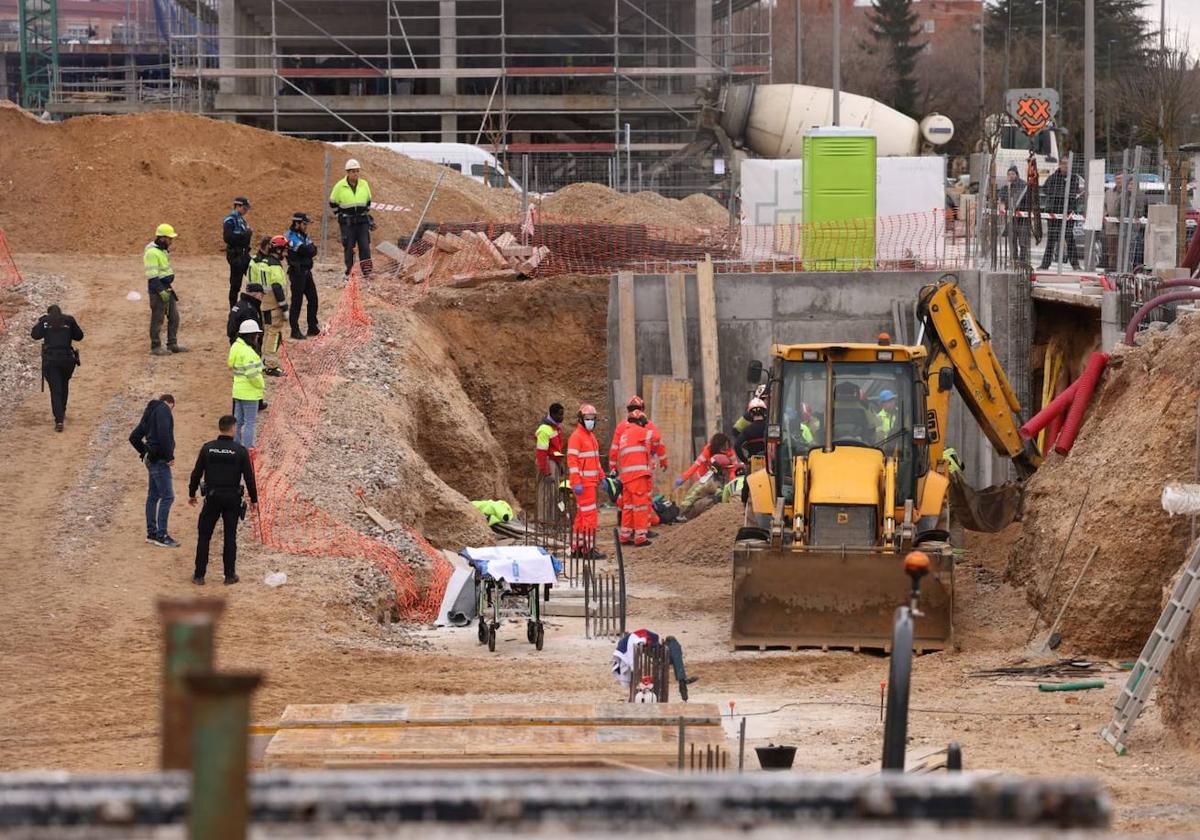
xmin=487 ymin=623 xmax=497 ymax=652
xmin=526 ymin=621 xmax=536 ymax=644
xmin=477 ymin=617 xmax=487 ymax=644
xmin=535 ymin=623 xmax=544 ymax=651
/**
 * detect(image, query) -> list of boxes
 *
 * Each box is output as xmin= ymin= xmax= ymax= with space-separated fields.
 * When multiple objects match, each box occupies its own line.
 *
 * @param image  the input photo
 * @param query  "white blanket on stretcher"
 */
xmin=461 ymin=546 xmax=558 ymax=584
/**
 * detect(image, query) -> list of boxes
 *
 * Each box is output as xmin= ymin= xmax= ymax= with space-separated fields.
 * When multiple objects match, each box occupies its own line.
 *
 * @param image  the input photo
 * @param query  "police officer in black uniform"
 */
xmin=222 ymin=197 xmax=253 ymax=309
xmin=188 ymin=414 xmax=258 ymax=585
xmin=30 ymin=304 xmax=83 ymax=432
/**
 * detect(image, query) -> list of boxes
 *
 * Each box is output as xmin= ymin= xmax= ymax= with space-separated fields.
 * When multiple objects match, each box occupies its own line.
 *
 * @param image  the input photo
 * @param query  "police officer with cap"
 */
xmin=223 ymin=197 xmax=253 ymax=309
xmin=188 ymin=414 xmax=258 ymax=585
xmin=284 ymin=211 xmax=320 ymax=339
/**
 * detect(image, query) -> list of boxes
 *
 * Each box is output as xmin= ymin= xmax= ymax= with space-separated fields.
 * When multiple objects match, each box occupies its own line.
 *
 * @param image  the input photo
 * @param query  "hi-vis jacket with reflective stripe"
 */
xmin=616 ymin=424 xmax=655 ymax=482
xmin=329 ymin=177 xmax=372 ymax=214
xmin=249 ymin=255 xmax=287 ymax=311
xmin=609 ymin=417 xmax=666 ymax=469
xmin=228 ymin=337 xmax=265 ymax=401
xmin=143 ymin=242 xmax=174 ymax=293
xmin=567 ymin=426 xmax=603 ymax=487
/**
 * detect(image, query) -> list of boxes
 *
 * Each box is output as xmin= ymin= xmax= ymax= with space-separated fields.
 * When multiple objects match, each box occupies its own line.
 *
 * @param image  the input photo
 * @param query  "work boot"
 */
xmin=191 ymin=575 xmax=205 ymax=586
xmin=258 ymin=400 xmax=269 ymax=412
xmin=54 ymin=422 xmax=63 ymax=433
xmin=307 ymin=325 xmax=321 ymax=337
xmin=264 ymin=367 xmax=285 ymax=377
xmin=150 ymin=346 xmax=171 ymax=356
xmin=290 ymin=329 xmax=306 ymax=340
xmin=224 ymin=575 xmax=240 ymax=585
xmin=168 ymin=344 xmax=189 ymax=353
xmin=1071 ymin=263 xmax=1082 ymax=271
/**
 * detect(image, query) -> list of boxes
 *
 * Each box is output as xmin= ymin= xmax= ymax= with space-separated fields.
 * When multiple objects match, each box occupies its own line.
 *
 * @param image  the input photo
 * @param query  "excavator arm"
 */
xmin=918 ymin=277 xmax=1041 ymax=480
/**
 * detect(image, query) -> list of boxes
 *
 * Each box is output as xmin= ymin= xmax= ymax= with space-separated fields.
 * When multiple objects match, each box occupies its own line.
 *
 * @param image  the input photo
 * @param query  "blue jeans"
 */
xmin=146 ymin=460 xmax=174 ymax=538
xmin=234 ymin=399 xmax=259 ymax=448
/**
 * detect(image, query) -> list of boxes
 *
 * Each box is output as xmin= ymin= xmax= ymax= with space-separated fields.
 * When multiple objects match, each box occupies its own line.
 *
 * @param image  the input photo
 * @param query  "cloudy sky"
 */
xmin=1150 ymin=0 xmax=1200 ymax=50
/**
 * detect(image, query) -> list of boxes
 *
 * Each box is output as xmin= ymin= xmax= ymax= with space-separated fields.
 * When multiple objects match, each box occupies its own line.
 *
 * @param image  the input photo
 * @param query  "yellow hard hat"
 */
xmin=155 ymin=223 xmax=178 ymax=238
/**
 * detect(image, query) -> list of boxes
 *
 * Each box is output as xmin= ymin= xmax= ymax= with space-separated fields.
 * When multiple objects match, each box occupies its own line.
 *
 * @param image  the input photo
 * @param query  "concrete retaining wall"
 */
xmin=606 ymin=269 xmax=1032 ymax=489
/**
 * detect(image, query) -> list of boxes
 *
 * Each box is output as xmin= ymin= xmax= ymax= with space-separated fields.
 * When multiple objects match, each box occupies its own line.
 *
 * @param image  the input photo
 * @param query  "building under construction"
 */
xmin=3 ymin=0 xmax=771 ymax=194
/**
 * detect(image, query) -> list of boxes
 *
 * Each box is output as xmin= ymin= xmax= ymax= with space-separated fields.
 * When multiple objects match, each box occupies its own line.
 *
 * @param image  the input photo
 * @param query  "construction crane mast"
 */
xmin=18 ymin=0 xmax=59 ymax=111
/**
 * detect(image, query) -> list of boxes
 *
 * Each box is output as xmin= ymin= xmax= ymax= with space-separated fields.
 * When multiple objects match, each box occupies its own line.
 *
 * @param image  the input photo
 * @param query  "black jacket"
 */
xmin=1043 ymin=169 xmax=1084 ymax=214
xmin=31 ymin=314 xmax=83 ymax=364
xmin=223 ymin=211 xmax=252 ymax=254
xmin=129 ymin=399 xmax=175 ymax=462
xmin=735 ymin=419 xmax=766 ymax=464
xmin=227 ymin=295 xmax=263 ymax=343
xmin=189 ymin=435 xmax=258 ymax=503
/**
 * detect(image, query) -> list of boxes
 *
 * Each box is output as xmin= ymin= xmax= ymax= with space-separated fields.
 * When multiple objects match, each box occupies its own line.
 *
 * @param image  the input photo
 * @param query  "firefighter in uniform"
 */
xmin=249 ymin=236 xmax=289 ymax=376
xmin=188 ymin=414 xmax=259 ymax=585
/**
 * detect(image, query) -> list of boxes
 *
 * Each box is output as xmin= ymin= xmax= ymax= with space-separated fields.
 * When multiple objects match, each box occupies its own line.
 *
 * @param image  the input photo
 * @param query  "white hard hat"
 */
xmin=239 ymin=319 xmax=262 ymax=334
xmin=344 ymin=158 xmax=361 ymax=170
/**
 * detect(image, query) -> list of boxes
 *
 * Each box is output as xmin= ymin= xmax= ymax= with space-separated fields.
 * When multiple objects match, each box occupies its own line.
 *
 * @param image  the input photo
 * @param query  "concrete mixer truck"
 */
xmin=651 ymin=82 xmax=955 ymax=192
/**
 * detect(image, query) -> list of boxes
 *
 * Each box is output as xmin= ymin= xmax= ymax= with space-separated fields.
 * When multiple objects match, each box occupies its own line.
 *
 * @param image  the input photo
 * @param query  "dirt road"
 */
xmin=0 ymin=255 xmax=1197 ymax=835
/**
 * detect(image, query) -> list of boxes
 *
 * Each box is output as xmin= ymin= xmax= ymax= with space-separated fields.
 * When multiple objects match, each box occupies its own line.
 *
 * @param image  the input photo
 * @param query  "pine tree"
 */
xmin=987 ymin=0 xmax=1153 ymax=76
xmin=866 ymin=0 xmax=924 ymax=117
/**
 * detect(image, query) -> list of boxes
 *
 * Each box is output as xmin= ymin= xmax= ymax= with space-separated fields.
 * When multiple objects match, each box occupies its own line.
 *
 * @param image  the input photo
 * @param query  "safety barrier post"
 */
xmin=157 ymin=597 xmax=224 ymax=771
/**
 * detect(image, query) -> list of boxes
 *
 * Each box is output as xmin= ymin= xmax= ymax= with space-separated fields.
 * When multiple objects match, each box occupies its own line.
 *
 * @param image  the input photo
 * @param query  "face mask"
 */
xmin=584 ymin=419 xmax=596 ymax=431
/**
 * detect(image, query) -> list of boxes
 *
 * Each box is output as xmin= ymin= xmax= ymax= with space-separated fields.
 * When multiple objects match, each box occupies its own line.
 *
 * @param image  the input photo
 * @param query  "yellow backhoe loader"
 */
xmin=732 ymin=276 xmax=1040 ymax=652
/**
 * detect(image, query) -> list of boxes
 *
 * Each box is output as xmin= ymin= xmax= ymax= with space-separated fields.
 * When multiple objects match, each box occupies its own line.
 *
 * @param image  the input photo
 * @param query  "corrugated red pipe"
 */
xmin=1123 ymin=290 xmax=1200 ymax=345
xmin=1054 ymin=352 xmax=1110 ymax=455
xmin=1020 ymin=377 xmax=1083 ymax=439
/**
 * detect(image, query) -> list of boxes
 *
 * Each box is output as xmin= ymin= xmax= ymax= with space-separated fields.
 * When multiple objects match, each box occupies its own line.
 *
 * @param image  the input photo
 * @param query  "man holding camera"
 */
xmin=188 ymin=414 xmax=259 ymax=586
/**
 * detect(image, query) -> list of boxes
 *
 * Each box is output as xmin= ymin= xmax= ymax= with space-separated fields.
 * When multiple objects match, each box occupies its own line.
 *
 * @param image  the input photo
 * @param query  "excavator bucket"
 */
xmin=731 ymin=541 xmax=954 ymax=652
xmin=948 ymin=473 xmax=1023 ymax=533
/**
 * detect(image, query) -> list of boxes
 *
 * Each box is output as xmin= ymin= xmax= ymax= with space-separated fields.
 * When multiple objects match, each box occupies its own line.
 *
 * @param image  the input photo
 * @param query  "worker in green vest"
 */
xmin=943 ymin=447 xmax=963 ymax=474
xmin=876 ymin=389 xmax=899 ymax=442
xmin=144 ymin=223 xmax=188 ymax=356
xmin=329 ymin=158 xmax=374 ymax=278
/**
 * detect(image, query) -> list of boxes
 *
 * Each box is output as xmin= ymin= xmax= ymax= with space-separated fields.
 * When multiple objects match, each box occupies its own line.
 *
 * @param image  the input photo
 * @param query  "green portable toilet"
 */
xmin=803 ymin=127 xmax=877 ymax=270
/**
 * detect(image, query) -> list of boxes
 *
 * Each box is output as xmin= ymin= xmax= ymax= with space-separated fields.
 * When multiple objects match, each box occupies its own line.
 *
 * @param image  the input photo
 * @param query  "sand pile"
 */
xmin=539 ymin=183 xmax=729 ymax=229
xmin=416 ymin=275 xmax=610 ymax=507
xmin=1005 ymin=315 xmax=1200 ymax=658
xmin=0 ymin=111 xmax=519 ymax=256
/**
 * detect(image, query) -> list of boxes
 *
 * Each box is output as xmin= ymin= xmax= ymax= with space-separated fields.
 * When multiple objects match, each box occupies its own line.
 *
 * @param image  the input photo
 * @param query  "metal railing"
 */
xmin=584 ymin=530 xmax=627 ymax=639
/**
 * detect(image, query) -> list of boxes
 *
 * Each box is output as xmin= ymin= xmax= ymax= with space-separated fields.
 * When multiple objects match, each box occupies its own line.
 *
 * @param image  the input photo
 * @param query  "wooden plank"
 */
xmin=492 ymin=231 xmax=517 ymax=249
xmin=643 ymin=375 xmax=694 ymax=496
xmin=695 ymin=255 xmax=723 ymax=435
xmin=363 ymin=505 xmax=399 ymax=533
xmin=616 ymin=271 xmax=638 ymax=405
xmin=277 ymin=702 xmax=721 ymax=726
xmin=665 ymin=270 xmax=689 ymax=379
xmin=448 ymin=268 xmax=520 ymax=288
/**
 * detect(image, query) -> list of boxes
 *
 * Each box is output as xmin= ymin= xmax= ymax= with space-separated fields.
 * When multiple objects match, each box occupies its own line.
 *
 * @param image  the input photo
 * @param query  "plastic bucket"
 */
xmin=755 ymin=744 xmax=797 ymax=770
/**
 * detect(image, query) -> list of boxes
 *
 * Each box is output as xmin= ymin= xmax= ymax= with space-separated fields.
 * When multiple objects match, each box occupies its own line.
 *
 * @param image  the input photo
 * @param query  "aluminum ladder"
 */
xmin=1100 ymin=543 xmax=1200 ymax=754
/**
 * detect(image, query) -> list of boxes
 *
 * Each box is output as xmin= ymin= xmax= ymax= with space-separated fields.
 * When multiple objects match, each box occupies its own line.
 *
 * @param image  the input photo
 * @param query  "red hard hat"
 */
xmin=626 ymin=395 xmax=645 ymax=411
xmin=579 ymin=403 xmax=597 ymax=416
xmin=269 ymin=235 xmax=288 ymax=249
xmin=711 ymin=454 xmax=733 ymax=469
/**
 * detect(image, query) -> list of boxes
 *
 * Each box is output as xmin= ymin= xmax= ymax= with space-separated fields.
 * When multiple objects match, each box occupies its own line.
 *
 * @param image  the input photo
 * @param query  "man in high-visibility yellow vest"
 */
xmin=144 ymin=223 xmax=188 ymax=355
xmin=329 ymin=158 xmax=373 ymax=277
xmin=876 ymin=389 xmax=899 ymax=443
xmin=248 ymin=235 xmax=289 ymax=376
xmin=228 ymin=319 xmax=265 ymax=449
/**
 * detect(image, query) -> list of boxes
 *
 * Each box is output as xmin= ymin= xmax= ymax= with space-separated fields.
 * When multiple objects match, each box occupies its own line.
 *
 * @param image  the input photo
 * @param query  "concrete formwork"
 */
xmin=606 ymin=269 xmax=1032 ymax=490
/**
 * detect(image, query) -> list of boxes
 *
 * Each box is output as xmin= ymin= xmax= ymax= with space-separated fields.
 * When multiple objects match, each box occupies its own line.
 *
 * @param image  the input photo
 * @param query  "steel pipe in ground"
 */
xmin=157 ymin=598 xmax=225 ymax=771
xmin=186 ymin=671 xmax=262 ymax=840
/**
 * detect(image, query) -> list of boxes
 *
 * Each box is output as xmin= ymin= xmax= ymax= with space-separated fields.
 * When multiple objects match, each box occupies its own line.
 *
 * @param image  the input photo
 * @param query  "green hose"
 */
xmin=1037 ymin=680 xmax=1105 ymax=692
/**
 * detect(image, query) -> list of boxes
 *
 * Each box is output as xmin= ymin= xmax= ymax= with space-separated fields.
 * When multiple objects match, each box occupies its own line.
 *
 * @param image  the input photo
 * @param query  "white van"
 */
xmin=337 ymin=142 xmax=522 ymax=191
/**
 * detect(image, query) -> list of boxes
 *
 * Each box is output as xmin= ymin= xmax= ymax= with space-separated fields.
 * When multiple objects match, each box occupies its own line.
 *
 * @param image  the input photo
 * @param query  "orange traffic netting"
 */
xmin=396 ymin=210 xmax=966 ymax=285
xmin=0 ymin=229 xmax=24 ymax=332
xmin=252 ymin=270 xmax=451 ymax=621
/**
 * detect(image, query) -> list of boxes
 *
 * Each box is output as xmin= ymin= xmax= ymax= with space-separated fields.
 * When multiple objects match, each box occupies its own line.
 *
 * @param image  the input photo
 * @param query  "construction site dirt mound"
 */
xmin=0 ymin=110 xmax=519 ymax=256
xmin=415 ymin=274 xmax=610 ymax=508
xmin=538 ymin=183 xmax=729 ymax=229
xmin=1004 ymin=315 xmax=1200 ymax=662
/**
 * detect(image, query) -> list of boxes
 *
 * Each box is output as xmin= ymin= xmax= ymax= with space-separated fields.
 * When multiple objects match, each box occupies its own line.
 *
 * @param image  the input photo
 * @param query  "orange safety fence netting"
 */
xmin=251 ymin=270 xmax=452 ymax=621
xmin=0 ymin=229 xmax=25 ymax=333
xmin=384 ymin=210 xmax=967 ymax=286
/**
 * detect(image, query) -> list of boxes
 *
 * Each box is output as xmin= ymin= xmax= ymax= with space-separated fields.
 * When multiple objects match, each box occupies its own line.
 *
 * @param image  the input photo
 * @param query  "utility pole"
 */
xmin=1084 ymin=0 xmax=1094 ymax=165
xmin=1159 ymin=0 xmax=1166 ymax=179
xmin=832 ymin=0 xmax=841 ymax=125
xmin=794 ymin=0 xmax=802 ymax=84
xmin=978 ymin=0 xmax=985 ymax=122
xmin=1041 ymin=0 xmax=1047 ymax=88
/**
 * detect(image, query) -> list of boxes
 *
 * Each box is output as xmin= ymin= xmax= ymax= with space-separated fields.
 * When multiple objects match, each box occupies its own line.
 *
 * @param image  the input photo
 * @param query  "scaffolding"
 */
xmin=18 ymin=0 xmax=59 ymax=110
xmin=159 ymin=0 xmax=771 ymax=196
